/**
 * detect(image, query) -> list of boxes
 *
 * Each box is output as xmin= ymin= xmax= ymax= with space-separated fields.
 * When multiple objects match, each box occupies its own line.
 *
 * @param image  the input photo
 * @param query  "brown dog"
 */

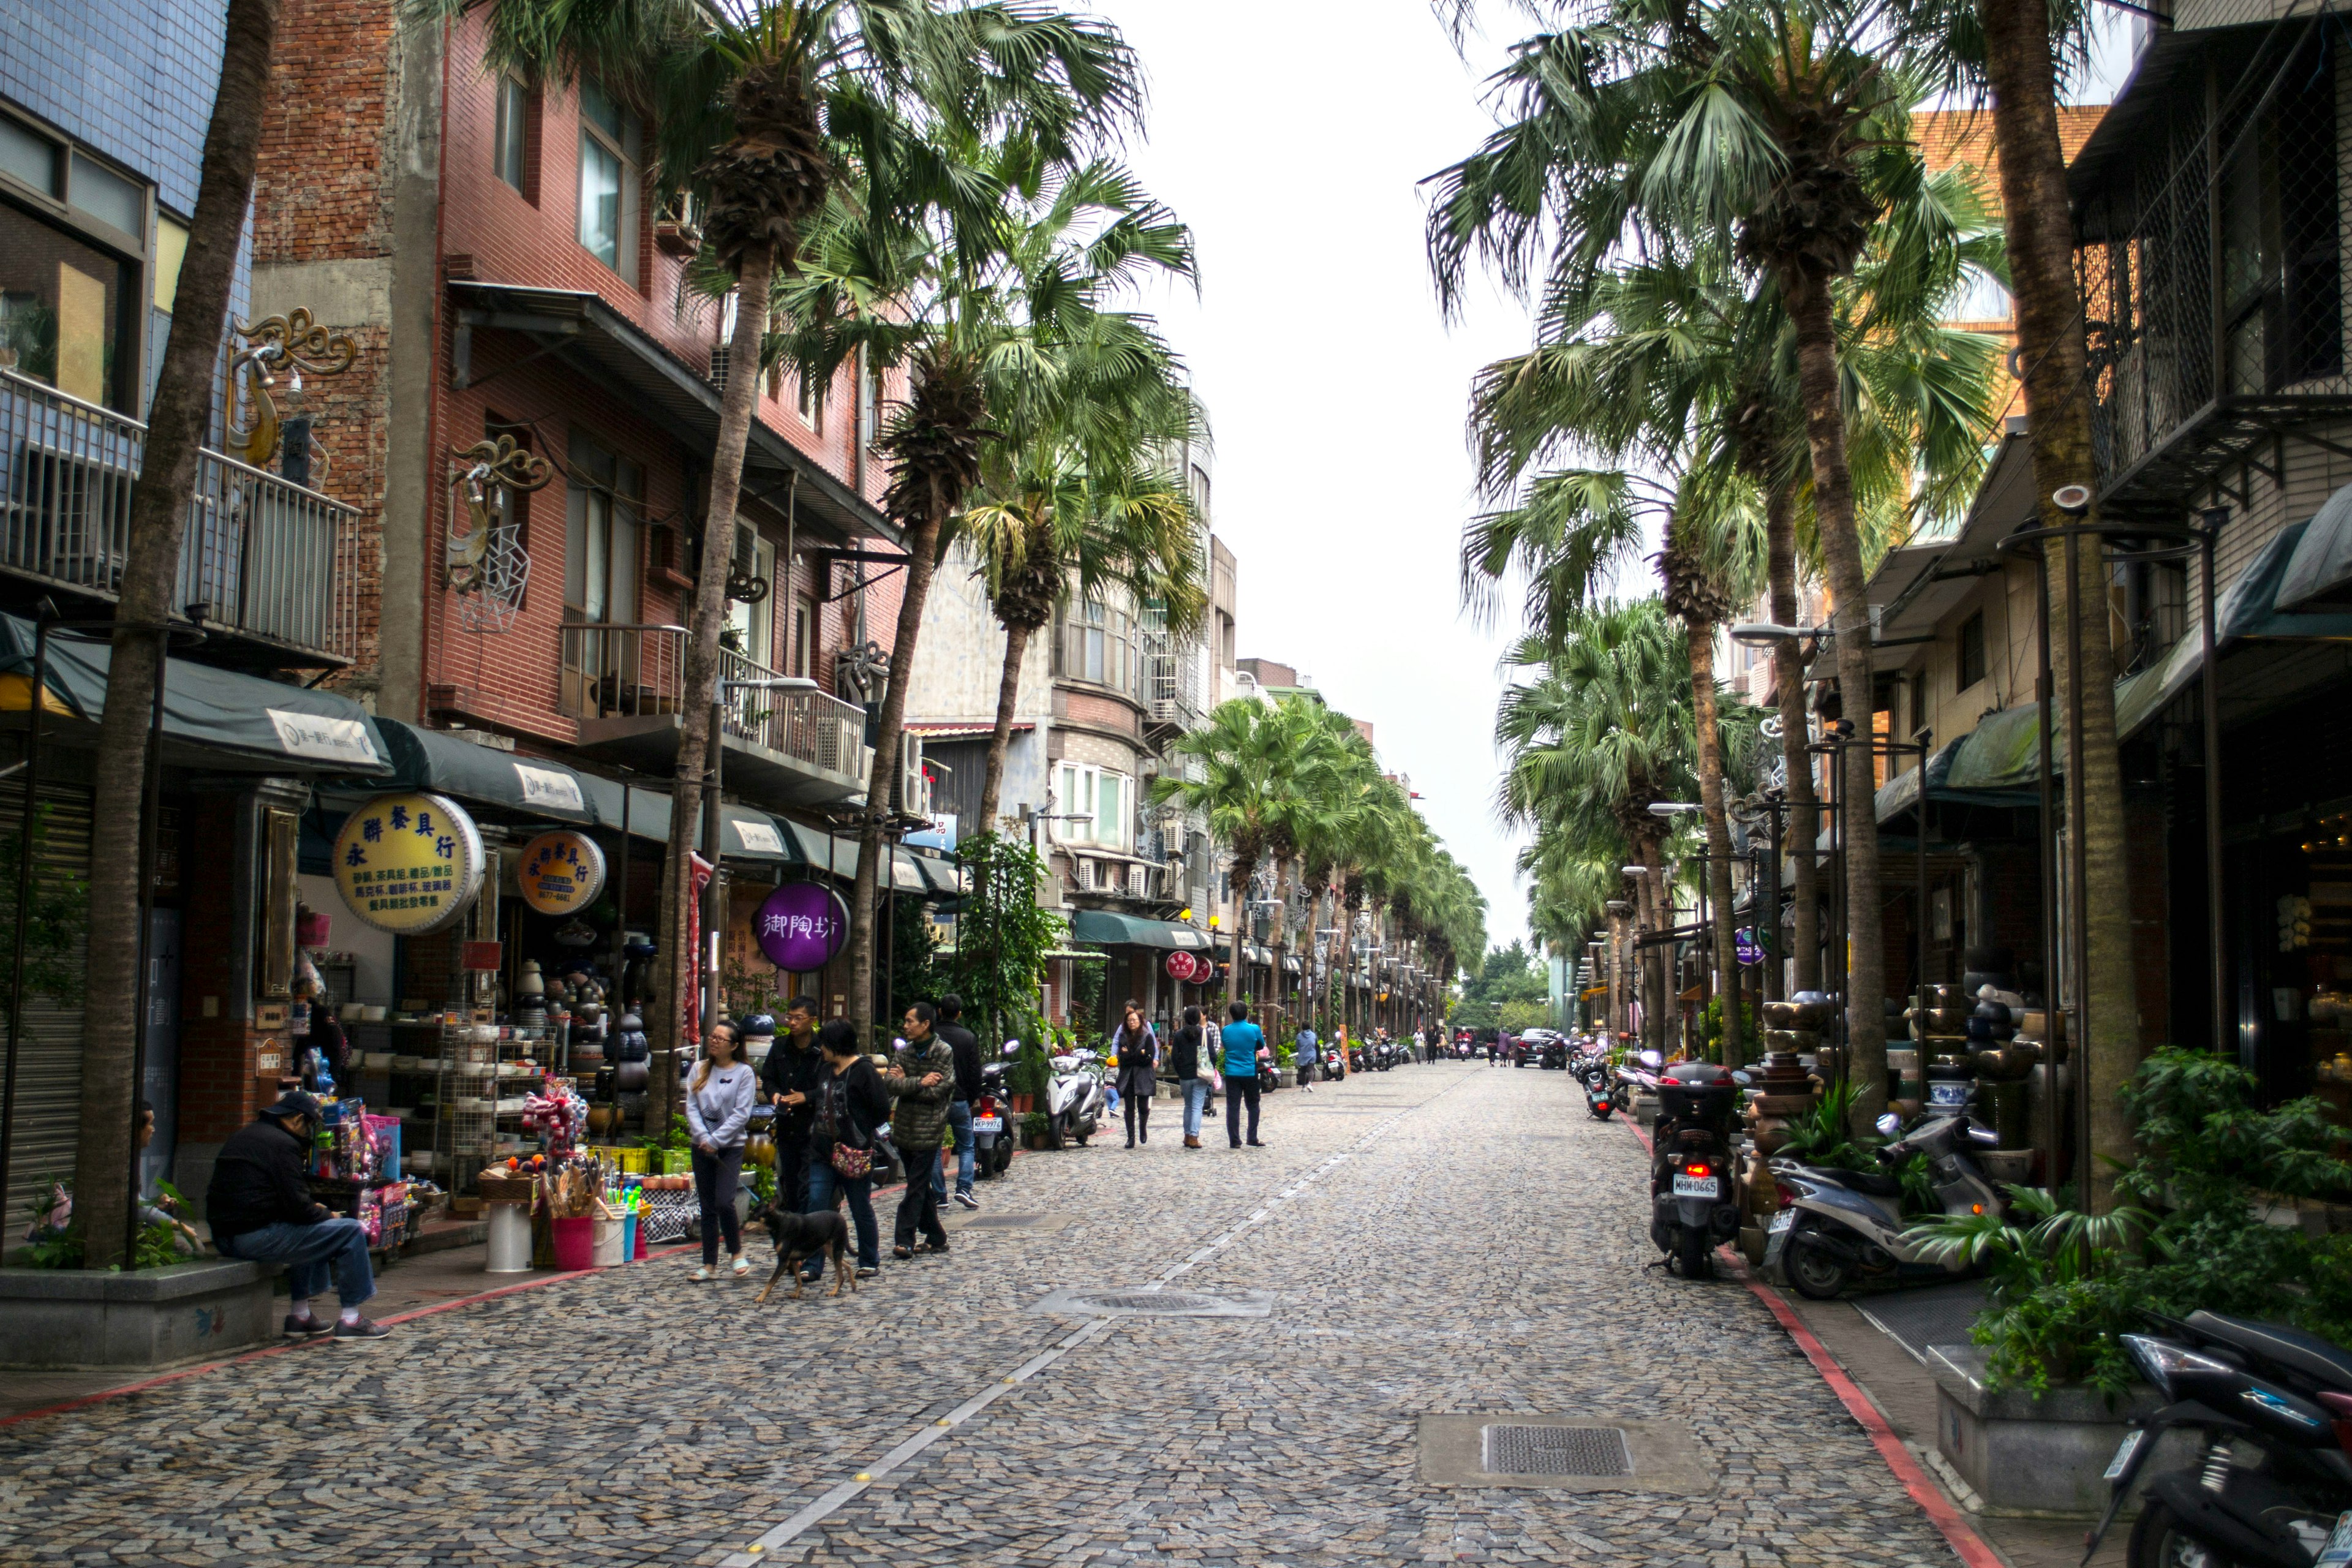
xmin=747 ymin=1199 xmax=856 ymax=1302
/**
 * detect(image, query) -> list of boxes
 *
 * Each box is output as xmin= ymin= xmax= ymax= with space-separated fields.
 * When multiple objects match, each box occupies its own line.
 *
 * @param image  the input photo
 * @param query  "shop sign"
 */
xmin=331 ymin=791 xmax=484 ymax=935
xmin=756 ymin=881 xmax=849 ymax=971
xmin=1735 ymin=927 xmax=1765 ymax=967
xmin=267 ymin=709 xmax=382 ymax=767
xmin=1166 ymin=950 xmax=1200 ymax=981
xmin=512 ymin=763 xmax=584 ymax=814
xmin=516 ymin=829 xmax=608 ymax=915
xmin=731 ymin=818 xmax=785 ymax=856
xmin=462 ymin=940 xmax=503 ymax=971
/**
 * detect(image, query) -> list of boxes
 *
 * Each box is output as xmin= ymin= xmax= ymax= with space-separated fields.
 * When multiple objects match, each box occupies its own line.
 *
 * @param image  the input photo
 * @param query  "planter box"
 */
xmin=1931 ymin=1346 xmax=2199 ymax=1517
xmin=0 ymin=1260 xmax=277 ymax=1369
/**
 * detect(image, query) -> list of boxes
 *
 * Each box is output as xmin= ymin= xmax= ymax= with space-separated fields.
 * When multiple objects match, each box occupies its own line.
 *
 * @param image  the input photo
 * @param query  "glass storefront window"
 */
xmin=0 ymin=200 xmax=133 ymax=412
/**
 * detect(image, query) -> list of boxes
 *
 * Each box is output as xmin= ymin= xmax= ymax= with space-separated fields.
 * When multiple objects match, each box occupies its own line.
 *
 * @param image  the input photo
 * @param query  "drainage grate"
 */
xmin=1480 ymin=1425 xmax=1634 ymax=1477
xmin=1036 ymin=1286 xmax=1273 ymax=1318
xmin=1074 ymin=1291 xmax=1221 ymax=1313
xmin=960 ymin=1214 xmax=1047 ymax=1229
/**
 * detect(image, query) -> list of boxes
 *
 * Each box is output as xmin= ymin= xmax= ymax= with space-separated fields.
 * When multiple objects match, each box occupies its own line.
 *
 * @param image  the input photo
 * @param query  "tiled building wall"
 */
xmin=1 ymin=0 xmax=222 ymax=216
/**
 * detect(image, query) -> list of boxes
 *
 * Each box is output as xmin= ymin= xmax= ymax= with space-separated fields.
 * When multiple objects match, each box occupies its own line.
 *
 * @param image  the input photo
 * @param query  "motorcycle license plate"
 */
xmin=970 ymin=1117 xmax=1003 ymax=1135
xmin=2102 ymin=1430 xmax=2143 ymax=1482
xmin=2318 ymin=1512 xmax=2352 ymax=1568
xmin=1768 ymin=1210 xmax=1794 ymax=1235
xmin=1672 ymin=1174 xmax=1721 ymax=1198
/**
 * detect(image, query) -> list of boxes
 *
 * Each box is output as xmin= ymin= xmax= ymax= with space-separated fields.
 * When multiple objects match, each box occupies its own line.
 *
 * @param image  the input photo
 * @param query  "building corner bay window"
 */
xmin=1055 ymin=763 xmax=1130 ymax=853
xmin=577 ymin=78 xmax=639 ymax=284
xmin=1058 ymin=600 xmax=1133 ymax=693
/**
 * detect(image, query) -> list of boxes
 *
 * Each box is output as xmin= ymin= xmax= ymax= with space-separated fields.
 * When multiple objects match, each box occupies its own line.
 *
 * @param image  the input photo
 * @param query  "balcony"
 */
xmin=0 ymin=369 xmax=358 ymax=665
xmin=558 ymin=622 xmax=875 ymax=807
xmin=1138 ymin=617 xmax=1202 ymax=737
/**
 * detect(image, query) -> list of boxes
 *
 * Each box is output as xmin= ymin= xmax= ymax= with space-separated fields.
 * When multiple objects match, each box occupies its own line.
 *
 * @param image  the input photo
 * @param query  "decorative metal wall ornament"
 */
xmin=834 ymin=638 xmax=890 ymax=700
xmin=227 ymin=307 xmax=360 ymax=470
xmin=447 ymin=434 xmax=552 ymax=633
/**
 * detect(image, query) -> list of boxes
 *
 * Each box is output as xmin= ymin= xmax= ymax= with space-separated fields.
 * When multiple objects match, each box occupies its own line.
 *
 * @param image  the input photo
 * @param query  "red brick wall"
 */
xmin=1063 ymin=689 xmax=1140 ymax=736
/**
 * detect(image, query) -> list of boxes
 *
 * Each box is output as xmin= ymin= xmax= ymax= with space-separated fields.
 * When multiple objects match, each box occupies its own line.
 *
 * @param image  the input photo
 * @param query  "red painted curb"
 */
xmin=1616 ymin=1114 xmax=2005 ymax=1568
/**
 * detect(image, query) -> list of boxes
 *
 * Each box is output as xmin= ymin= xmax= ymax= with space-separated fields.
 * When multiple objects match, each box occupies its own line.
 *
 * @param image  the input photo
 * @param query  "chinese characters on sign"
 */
xmin=1735 ymin=927 xmax=1765 ymax=967
xmin=755 ymin=882 xmax=850 ymax=972
xmin=516 ymin=829 xmax=608 ymax=916
xmin=330 ymin=791 xmax=486 ymax=935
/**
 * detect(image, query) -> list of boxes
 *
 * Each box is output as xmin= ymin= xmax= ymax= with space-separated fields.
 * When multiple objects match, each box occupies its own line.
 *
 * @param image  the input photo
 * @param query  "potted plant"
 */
xmin=1022 ymin=1110 xmax=1052 ymax=1150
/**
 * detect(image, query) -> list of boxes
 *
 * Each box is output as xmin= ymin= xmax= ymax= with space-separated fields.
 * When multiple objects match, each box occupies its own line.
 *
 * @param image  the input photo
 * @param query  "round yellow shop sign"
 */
xmin=332 ymin=791 xmax=486 ymax=935
xmin=516 ymin=829 xmax=608 ymax=916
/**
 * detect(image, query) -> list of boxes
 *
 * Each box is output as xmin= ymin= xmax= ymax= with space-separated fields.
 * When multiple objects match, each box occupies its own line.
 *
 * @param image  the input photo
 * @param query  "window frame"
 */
xmin=1053 ymin=761 xmax=1133 ymax=852
xmin=0 ymin=109 xmax=156 ymax=418
xmin=1956 ymin=609 xmax=1988 ymax=692
xmin=796 ymin=364 xmax=825 ymax=432
xmin=493 ymin=74 xmax=537 ymax=200
xmin=1056 ymin=598 xmax=1134 ymax=696
xmin=575 ymin=78 xmax=641 ymax=285
xmin=564 ymin=428 xmax=643 ymax=627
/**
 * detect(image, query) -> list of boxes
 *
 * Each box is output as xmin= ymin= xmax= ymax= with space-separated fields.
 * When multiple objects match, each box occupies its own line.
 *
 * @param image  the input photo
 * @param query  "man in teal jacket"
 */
xmin=1219 ymin=1001 xmax=1266 ymax=1148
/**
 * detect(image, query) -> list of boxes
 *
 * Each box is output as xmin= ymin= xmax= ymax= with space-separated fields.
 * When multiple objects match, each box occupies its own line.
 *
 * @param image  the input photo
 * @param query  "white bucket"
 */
xmin=484 ymin=1202 xmax=533 ymax=1272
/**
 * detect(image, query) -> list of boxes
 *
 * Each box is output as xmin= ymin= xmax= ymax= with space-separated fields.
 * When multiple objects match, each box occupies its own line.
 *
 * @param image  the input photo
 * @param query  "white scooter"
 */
xmin=1046 ymin=1046 xmax=1107 ymax=1148
xmin=1764 ymin=1110 xmax=2008 ymax=1300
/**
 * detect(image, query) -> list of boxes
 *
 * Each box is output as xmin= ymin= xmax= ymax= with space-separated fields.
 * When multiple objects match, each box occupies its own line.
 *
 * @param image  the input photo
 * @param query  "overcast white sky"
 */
xmin=1096 ymin=0 xmax=2140 ymax=960
xmin=1096 ymin=0 xmax=1539 ymax=951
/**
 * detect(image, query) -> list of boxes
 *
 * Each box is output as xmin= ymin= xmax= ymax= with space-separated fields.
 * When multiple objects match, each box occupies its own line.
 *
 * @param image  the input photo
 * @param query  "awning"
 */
xmin=1066 ymin=910 xmax=1215 ymax=949
xmin=1942 ymin=703 xmax=2045 ymax=792
xmin=1871 ymin=733 xmax=1972 ymax=823
xmin=1283 ymin=955 xmax=1302 ymax=974
xmin=1246 ymin=943 xmax=1274 ymax=967
xmin=910 ymin=851 xmax=964 ymax=895
xmin=446 ymin=281 xmax=897 ymax=549
xmin=1864 ymin=422 xmax=2035 ymax=662
xmin=0 ymin=614 xmax=390 ymax=774
xmin=376 ymin=719 xmax=598 ymax=823
xmin=906 ymin=721 xmax=1031 ymax=740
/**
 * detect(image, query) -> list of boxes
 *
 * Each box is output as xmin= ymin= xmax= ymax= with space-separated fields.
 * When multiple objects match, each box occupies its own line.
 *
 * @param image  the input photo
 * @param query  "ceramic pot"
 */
xmin=1763 ymin=1028 xmax=1819 ymax=1054
xmin=1912 ymin=1006 xmax=1970 ymax=1034
xmin=1918 ymin=982 xmax=1963 ymax=1006
xmin=1764 ymin=998 xmax=1834 ymax=1031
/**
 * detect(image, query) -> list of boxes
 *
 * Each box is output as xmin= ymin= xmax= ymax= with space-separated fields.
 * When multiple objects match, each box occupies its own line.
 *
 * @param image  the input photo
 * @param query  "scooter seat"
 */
xmin=1811 ymin=1167 xmax=1904 ymax=1198
xmin=2188 ymin=1311 xmax=2352 ymax=1393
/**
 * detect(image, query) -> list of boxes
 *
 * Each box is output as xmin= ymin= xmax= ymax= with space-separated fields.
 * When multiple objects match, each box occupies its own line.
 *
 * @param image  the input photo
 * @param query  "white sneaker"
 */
xmin=688 ymin=1264 xmax=712 ymax=1282
xmin=731 ymin=1253 xmax=751 ymax=1278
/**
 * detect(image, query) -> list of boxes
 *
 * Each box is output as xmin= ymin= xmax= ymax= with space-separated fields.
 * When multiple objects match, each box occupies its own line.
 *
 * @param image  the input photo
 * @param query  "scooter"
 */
xmin=1575 ymin=1050 xmax=1616 ymax=1120
xmin=1611 ymin=1049 xmax=1662 ymax=1115
xmin=2087 ymin=1311 xmax=2352 ymax=1568
xmin=1045 ymin=1046 xmax=1107 ymax=1148
xmin=969 ymin=1043 xmax=1017 ymax=1179
xmin=1649 ymin=1061 xmax=1744 ymax=1279
xmin=1764 ymin=1110 xmax=2006 ymax=1300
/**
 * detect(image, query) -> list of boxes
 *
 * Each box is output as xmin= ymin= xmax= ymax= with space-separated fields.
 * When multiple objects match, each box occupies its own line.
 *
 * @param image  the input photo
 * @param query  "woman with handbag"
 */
xmin=802 ymin=1019 xmax=889 ymax=1281
xmin=1110 ymin=1000 xmax=1159 ymax=1148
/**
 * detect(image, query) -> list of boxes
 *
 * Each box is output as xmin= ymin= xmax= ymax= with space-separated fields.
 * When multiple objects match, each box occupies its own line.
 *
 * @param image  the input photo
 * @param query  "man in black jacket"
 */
xmin=760 ymin=996 xmax=824 ymax=1212
xmin=930 ymin=993 xmax=983 ymax=1211
xmin=205 ymin=1091 xmax=390 ymax=1344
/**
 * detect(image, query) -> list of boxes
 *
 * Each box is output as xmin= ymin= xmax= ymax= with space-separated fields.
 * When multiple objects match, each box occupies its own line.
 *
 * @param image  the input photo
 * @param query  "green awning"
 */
xmin=375 ymin=719 xmax=597 ymax=823
xmin=1942 ymin=703 xmax=2045 ymax=792
xmin=0 ymin=613 xmax=390 ymax=774
xmin=1067 ymin=910 xmax=1214 ymax=950
xmin=1872 ymin=734 xmax=1972 ymax=823
xmin=2276 ymin=482 xmax=2352 ymax=611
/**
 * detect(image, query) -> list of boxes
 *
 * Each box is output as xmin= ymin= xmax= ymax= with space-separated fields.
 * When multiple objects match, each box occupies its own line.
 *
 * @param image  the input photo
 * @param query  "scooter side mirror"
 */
xmin=1638 ymin=1050 xmax=1664 ymax=1070
xmin=1003 ymin=1041 xmax=1022 ymax=1057
xmin=1967 ymin=1123 xmax=2001 ymax=1147
xmin=1875 ymin=1112 xmax=1903 ymax=1139
xmin=1730 ymin=1070 xmax=1754 ymax=1088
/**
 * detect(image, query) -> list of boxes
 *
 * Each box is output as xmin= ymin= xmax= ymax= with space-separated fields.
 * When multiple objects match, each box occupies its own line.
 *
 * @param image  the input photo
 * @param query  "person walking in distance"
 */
xmin=886 ymin=1003 xmax=955 ymax=1259
xmin=803 ymin=1020 xmax=889 ymax=1281
xmin=1221 ymin=1000 xmax=1267 ymax=1148
xmin=760 ymin=996 xmax=823 ymax=1213
xmin=685 ymin=1020 xmax=758 ymax=1281
xmin=1170 ymin=1006 xmax=1211 ymax=1148
xmin=1294 ymin=1022 xmax=1319 ymax=1091
xmin=1109 ymin=1000 xmax=1159 ymax=1147
xmin=930 ymin=993 xmax=982 ymax=1211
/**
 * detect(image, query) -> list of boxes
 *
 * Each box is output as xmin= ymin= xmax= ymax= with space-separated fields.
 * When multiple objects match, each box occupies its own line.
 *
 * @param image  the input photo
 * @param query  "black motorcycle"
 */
xmin=2090 ymin=1311 xmax=2352 ymax=1568
xmin=1574 ymin=1050 xmax=1616 ymax=1120
xmin=1648 ymin=1061 xmax=1743 ymax=1280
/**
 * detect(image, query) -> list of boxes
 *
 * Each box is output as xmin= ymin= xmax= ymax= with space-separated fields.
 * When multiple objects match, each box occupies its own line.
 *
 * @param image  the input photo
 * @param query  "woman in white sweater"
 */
xmin=685 ymin=1021 xmax=758 ymax=1281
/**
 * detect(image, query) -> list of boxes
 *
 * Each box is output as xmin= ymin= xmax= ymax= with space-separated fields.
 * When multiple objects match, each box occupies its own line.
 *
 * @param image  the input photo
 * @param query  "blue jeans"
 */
xmin=803 ymin=1157 xmax=878 ymax=1275
xmin=217 ymin=1217 xmax=377 ymax=1310
xmin=1182 ymin=1077 xmax=1210 ymax=1137
xmin=932 ymin=1100 xmax=974 ymax=1199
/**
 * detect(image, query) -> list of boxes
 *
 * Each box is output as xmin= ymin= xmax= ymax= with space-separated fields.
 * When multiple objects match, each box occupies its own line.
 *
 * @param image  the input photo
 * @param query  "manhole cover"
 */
xmin=1035 ymin=1286 xmax=1273 ymax=1318
xmin=962 ymin=1214 xmax=1047 ymax=1229
xmin=1482 ymin=1425 xmax=1632 ymax=1477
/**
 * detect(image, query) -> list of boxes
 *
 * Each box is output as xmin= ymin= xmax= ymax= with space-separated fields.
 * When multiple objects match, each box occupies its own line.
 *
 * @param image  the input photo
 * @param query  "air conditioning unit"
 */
xmin=1128 ymin=863 xmax=1149 ymax=899
xmin=898 ymin=737 xmax=927 ymax=816
xmin=1074 ymin=858 xmax=1097 ymax=891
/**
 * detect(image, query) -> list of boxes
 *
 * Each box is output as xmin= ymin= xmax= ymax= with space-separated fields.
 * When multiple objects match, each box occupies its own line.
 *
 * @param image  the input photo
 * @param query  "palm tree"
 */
xmin=448 ymin=0 xmax=1143 ymax=1087
xmin=72 ymin=0 xmax=279 ymax=1267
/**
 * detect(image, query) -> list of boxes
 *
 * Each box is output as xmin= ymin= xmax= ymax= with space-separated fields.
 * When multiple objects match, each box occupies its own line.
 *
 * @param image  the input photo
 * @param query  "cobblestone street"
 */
xmin=0 ymin=1064 xmax=1964 ymax=1567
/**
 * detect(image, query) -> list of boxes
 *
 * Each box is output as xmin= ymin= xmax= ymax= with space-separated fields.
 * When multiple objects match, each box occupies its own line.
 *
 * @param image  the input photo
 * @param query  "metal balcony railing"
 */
xmin=559 ymin=622 xmax=874 ymax=785
xmin=0 ymin=369 xmax=359 ymax=661
xmin=1138 ymin=614 xmax=1201 ymax=729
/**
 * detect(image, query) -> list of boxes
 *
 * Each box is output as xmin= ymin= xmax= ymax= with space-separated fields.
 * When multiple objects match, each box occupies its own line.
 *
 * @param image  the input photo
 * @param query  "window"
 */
xmin=1057 ymin=600 xmax=1133 ymax=693
xmin=564 ymin=429 xmax=641 ymax=625
xmin=796 ymin=365 xmax=824 ymax=432
xmin=857 ymin=350 xmax=880 ymax=453
xmin=0 ymin=116 xmax=58 ymax=197
xmin=726 ymin=532 xmax=775 ymax=666
xmin=0 ymin=201 xmax=136 ymax=412
xmin=789 ymin=594 xmax=816 ymax=678
xmin=1054 ymin=763 xmax=1131 ymax=851
xmin=576 ymin=78 xmax=640 ymax=284
xmin=494 ymin=75 xmax=535 ymax=197
xmin=1957 ymin=611 xmax=1988 ymax=692
xmin=67 ymin=153 xmax=143 ymax=241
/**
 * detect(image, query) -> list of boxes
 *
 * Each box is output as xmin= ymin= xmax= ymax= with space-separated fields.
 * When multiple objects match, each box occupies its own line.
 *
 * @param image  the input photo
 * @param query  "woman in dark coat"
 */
xmin=1109 ymin=1000 xmax=1159 ymax=1148
xmin=802 ymin=1019 xmax=891 ymax=1279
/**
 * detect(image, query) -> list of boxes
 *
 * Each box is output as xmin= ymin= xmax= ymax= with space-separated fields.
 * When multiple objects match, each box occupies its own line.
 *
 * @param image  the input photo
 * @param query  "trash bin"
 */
xmin=484 ymin=1201 xmax=532 ymax=1272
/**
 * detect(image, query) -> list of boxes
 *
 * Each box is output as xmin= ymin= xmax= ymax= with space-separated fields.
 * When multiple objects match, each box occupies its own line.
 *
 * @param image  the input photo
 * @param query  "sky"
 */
xmin=1097 ymin=0 xmax=1540 ymax=952
xmin=1095 ymin=0 xmax=2143 ymax=960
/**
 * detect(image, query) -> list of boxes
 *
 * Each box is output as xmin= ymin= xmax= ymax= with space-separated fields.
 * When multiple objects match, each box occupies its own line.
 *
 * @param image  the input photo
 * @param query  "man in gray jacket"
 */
xmin=886 ymin=1003 xmax=956 ymax=1257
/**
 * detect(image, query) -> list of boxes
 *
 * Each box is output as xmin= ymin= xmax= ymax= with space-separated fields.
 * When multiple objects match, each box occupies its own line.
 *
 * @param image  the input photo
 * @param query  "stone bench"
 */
xmin=0 ymin=1259 xmax=277 ymax=1370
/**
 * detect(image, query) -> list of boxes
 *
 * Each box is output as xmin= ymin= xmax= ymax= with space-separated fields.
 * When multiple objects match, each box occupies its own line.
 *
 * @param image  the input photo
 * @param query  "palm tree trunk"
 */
xmin=1979 ymin=0 xmax=2137 ymax=1210
xmin=976 ymin=619 xmax=1033 ymax=834
xmin=1768 ymin=483 xmax=1821 ymax=994
xmin=1227 ymin=854 xmax=1255 ymax=1011
xmin=654 ymin=246 xmax=774 ymax=1120
xmin=846 ymin=483 xmax=948 ymax=1044
xmin=73 ymin=0 xmax=279 ymax=1268
xmin=1787 ymin=279 xmax=1888 ymax=1128
xmin=1688 ymin=619 xmax=1742 ymax=1068
xmin=1641 ymin=835 xmax=1671 ymax=1055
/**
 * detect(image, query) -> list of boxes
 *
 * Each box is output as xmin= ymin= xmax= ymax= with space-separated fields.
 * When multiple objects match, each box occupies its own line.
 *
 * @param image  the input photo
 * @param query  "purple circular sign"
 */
xmin=755 ymin=883 xmax=850 ymax=971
